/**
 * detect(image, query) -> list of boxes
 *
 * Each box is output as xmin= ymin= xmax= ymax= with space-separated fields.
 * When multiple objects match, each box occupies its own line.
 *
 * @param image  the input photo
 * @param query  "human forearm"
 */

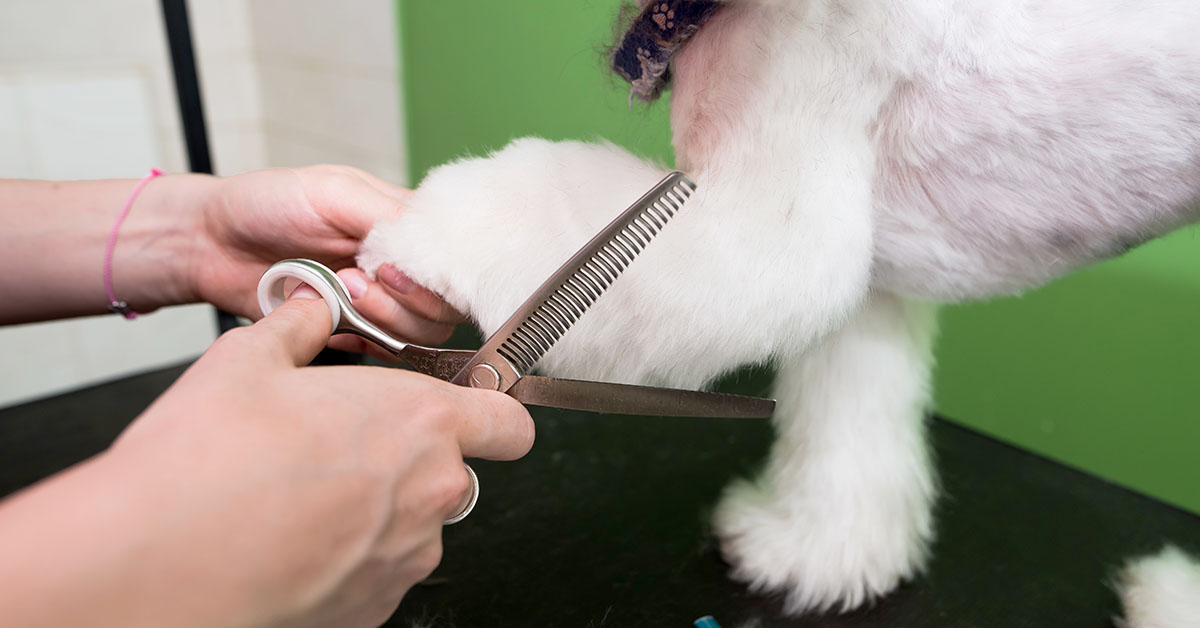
xmin=0 ymin=166 xmax=462 ymax=351
xmin=0 ymin=451 xmax=241 ymax=628
xmin=0 ymin=175 xmax=219 ymax=324
xmin=0 ymin=433 xmax=336 ymax=628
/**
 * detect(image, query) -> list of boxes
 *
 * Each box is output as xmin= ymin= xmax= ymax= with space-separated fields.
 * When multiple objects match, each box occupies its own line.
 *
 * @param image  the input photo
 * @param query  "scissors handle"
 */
xmin=257 ymin=259 xmax=480 ymax=379
xmin=258 ymin=259 xmax=411 ymax=354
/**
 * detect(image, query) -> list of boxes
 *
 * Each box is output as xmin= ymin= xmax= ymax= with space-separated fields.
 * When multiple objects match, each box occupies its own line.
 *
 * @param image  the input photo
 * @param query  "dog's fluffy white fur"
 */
xmin=360 ymin=0 xmax=1200 ymax=620
xmin=1117 ymin=546 xmax=1200 ymax=628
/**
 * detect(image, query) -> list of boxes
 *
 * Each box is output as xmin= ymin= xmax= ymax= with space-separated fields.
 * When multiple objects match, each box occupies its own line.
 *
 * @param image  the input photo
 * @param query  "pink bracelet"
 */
xmin=104 ymin=168 xmax=164 ymax=319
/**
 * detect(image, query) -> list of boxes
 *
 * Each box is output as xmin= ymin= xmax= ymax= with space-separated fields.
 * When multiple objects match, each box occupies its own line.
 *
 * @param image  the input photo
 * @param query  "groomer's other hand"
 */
xmin=192 ymin=165 xmax=465 ymax=351
xmin=103 ymin=288 xmax=534 ymax=628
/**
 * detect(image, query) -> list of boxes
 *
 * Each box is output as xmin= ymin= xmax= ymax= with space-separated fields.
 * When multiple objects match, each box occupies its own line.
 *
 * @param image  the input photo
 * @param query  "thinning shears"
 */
xmin=257 ymin=173 xmax=774 ymax=419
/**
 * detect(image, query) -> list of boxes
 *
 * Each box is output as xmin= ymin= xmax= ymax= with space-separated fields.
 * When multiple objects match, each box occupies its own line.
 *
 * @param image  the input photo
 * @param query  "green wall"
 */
xmin=936 ymin=237 xmax=1200 ymax=513
xmin=400 ymin=2 xmax=672 ymax=177
xmin=397 ymin=1 xmax=1199 ymax=513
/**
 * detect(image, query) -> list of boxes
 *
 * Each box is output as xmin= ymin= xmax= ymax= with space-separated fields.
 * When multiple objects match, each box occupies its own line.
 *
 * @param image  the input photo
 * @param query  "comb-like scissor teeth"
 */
xmin=448 ymin=172 xmax=697 ymax=393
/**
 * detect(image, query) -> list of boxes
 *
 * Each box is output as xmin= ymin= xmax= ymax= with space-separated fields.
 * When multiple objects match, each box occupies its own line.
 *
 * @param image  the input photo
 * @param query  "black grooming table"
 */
xmin=1 ymin=363 xmax=1196 ymax=627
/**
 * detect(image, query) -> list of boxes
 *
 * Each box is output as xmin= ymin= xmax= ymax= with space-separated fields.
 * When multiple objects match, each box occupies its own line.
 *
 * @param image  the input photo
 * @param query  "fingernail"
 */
xmin=288 ymin=284 xmax=320 ymax=300
xmin=379 ymin=264 xmax=416 ymax=295
xmin=340 ymin=270 xmax=368 ymax=299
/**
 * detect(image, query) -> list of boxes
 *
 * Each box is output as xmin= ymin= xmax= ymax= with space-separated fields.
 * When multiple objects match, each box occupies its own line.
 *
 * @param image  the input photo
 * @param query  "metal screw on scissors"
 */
xmin=256 ymin=173 xmax=776 ymax=524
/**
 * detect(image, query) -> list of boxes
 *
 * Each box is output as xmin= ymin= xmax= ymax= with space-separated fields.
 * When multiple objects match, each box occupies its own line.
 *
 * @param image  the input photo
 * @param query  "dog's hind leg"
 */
xmin=1117 ymin=546 xmax=1200 ymax=628
xmin=713 ymin=292 xmax=939 ymax=614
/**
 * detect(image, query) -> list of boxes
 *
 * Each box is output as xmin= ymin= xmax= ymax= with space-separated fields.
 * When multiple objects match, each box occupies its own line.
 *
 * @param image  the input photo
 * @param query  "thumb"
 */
xmin=313 ymin=167 xmax=414 ymax=238
xmin=244 ymin=285 xmax=334 ymax=366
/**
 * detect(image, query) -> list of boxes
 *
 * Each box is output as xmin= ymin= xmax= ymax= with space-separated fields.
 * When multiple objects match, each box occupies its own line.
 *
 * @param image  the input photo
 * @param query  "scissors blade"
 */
xmin=388 ymin=346 xmax=476 ymax=382
xmin=450 ymin=172 xmax=697 ymax=392
xmin=507 ymin=375 xmax=775 ymax=419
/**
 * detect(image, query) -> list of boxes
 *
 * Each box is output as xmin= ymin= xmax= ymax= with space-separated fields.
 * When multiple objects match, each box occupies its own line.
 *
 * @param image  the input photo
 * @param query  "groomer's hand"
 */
xmin=191 ymin=165 xmax=465 ymax=353
xmin=0 ymin=288 xmax=534 ymax=628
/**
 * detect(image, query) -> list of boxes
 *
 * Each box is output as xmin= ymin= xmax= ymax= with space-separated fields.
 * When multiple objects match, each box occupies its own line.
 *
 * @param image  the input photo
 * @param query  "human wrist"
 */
xmin=112 ymin=173 xmax=221 ymax=313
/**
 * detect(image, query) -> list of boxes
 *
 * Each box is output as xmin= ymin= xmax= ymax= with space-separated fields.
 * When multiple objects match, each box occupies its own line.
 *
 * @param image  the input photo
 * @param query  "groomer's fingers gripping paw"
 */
xmin=375 ymin=265 xmax=467 ymax=325
xmin=334 ymin=267 xmax=457 ymax=349
xmin=360 ymin=370 xmax=535 ymax=461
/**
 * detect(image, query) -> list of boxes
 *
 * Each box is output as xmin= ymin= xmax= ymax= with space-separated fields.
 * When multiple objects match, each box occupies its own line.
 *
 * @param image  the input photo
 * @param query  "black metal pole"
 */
xmin=159 ymin=0 xmax=240 ymax=333
xmin=158 ymin=0 xmax=357 ymax=364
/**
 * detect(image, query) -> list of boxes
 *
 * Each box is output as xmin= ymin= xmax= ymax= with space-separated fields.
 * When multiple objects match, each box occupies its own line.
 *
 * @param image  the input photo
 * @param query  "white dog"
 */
xmin=359 ymin=0 xmax=1200 ymax=622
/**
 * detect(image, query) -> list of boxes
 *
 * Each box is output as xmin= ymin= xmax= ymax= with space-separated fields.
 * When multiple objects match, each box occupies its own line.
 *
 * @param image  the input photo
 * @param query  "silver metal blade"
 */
xmin=508 ymin=375 xmax=775 ymax=419
xmin=451 ymin=172 xmax=696 ymax=391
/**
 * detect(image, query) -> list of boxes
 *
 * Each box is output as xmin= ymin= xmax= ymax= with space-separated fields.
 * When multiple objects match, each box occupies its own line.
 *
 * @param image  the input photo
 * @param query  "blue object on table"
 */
xmin=694 ymin=616 xmax=722 ymax=628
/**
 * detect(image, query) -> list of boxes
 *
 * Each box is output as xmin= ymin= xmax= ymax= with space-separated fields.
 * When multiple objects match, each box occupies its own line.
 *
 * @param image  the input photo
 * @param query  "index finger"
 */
xmin=444 ymin=385 xmax=536 ymax=461
xmin=350 ymin=368 xmax=535 ymax=460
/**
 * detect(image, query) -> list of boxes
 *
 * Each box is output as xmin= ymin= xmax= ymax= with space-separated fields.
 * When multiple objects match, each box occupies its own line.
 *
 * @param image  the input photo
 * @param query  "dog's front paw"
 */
xmin=713 ymin=474 xmax=932 ymax=615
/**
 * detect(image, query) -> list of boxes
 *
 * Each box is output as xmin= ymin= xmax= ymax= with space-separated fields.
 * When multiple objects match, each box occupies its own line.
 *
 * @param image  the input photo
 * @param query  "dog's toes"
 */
xmin=713 ymin=475 xmax=931 ymax=615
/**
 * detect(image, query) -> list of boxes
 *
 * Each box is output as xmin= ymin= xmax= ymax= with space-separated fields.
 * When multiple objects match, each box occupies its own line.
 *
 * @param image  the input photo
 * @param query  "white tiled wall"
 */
xmin=15 ymin=74 xmax=160 ymax=179
xmin=191 ymin=0 xmax=407 ymax=183
xmin=243 ymin=0 xmax=407 ymax=185
xmin=0 ymin=1 xmax=214 ymax=408
xmin=0 ymin=0 xmax=407 ymax=408
xmin=0 ymin=82 xmax=29 ymax=177
xmin=189 ymin=0 xmax=268 ymax=176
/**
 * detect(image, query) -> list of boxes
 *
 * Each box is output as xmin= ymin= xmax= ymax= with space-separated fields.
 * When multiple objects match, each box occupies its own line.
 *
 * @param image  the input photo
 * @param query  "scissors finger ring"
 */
xmin=443 ymin=464 xmax=479 ymax=525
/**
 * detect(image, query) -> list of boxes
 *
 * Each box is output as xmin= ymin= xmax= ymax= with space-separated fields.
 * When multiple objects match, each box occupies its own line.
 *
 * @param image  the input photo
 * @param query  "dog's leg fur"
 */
xmin=358 ymin=137 xmax=871 ymax=390
xmin=1117 ymin=546 xmax=1200 ymax=628
xmin=668 ymin=3 xmax=941 ymax=612
xmin=360 ymin=0 xmax=1200 ymax=616
xmin=360 ymin=1 xmax=901 ymax=613
xmin=714 ymin=293 xmax=938 ymax=613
